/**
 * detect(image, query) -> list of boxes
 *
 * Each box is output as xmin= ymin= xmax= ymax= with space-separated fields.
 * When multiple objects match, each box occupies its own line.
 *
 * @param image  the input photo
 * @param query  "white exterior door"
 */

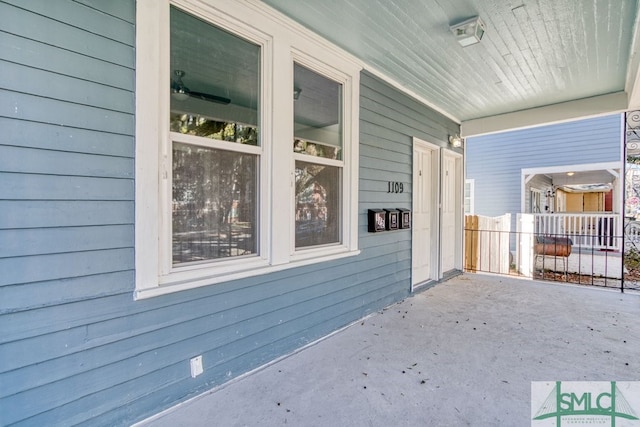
xmin=412 ymin=140 xmax=439 ymax=288
xmin=441 ymin=149 xmax=462 ymax=273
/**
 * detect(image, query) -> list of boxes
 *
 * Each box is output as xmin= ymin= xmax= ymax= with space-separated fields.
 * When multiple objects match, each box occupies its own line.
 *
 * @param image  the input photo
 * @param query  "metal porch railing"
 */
xmin=464 ymin=214 xmax=639 ymax=292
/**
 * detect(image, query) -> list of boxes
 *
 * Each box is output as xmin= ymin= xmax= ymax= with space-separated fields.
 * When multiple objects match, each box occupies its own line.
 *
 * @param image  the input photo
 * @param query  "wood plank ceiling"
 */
xmin=261 ymin=0 xmax=640 ymax=135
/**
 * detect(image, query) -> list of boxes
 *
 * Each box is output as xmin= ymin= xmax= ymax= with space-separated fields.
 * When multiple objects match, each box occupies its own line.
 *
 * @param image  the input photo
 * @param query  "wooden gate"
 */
xmin=465 ymin=214 xmax=511 ymax=274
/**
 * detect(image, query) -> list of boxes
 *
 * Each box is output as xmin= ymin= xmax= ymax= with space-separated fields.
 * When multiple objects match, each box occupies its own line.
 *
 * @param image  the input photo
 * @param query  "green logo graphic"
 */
xmin=533 ymin=381 xmax=639 ymax=426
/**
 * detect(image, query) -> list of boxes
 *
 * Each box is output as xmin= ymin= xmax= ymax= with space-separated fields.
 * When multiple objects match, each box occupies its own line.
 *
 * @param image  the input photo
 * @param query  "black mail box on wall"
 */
xmin=397 ymin=208 xmax=411 ymax=229
xmin=384 ymin=209 xmax=399 ymax=230
xmin=368 ymin=209 xmax=386 ymax=232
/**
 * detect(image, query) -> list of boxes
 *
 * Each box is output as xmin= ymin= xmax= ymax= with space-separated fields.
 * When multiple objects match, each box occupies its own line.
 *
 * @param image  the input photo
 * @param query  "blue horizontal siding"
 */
xmin=2 ymin=60 xmax=134 ymax=113
xmin=0 ymin=146 xmax=133 ymax=178
xmin=0 ymin=271 xmax=134 ymax=315
xmin=73 ymin=0 xmax=136 ymax=24
xmin=0 ymin=2 xmax=134 ymax=67
xmin=0 ymin=248 xmax=134 ymax=289
xmin=0 ymin=201 xmax=133 ymax=229
xmin=0 ymin=32 xmax=134 ymax=91
xmin=1 ymin=117 xmax=134 ymax=157
xmin=361 ymin=143 xmax=411 ymax=164
xmin=0 ymin=173 xmax=134 ymax=200
xmin=0 ymin=90 xmax=134 ymax=134
xmin=3 ymin=0 xmax=135 ymax=45
xmin=0 ymin=1 xmax=137 ymax=425
xmin=0 ymin=225 xmax=133 ymax=258
xmin=0 ymin=2 xmax=458 ymax=426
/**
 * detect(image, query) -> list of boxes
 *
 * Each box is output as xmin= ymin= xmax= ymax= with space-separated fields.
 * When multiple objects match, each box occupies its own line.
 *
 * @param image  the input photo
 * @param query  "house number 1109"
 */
xmin=387 ymin=182 xmax=404 ymax=193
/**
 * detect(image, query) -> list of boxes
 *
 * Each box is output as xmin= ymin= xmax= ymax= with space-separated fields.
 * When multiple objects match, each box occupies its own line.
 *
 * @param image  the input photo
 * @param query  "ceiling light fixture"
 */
xmin=567 ymin=172 xmax=575 ymax=176
xmin=171 ymin=70 xmax=190 ymax=101
xmin=450 ymin=16 xmax=485 ymax=47
xmin=449 ymin=134 xmax=464 ymax=148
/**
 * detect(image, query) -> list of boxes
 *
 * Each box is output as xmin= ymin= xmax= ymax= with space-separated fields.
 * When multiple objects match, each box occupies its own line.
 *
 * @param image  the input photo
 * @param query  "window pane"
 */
xmin=170 ymin=114 xmax=258 ymax=145
xmin=173 ymin=142 xmax=257 ymax=264
xmin=170 ymin=6 xmax=260 ymax=146
xmin=295 ymin=161 xmax=341 ymax=248
xmin=293 ymin=63 xmax=342 ymax=159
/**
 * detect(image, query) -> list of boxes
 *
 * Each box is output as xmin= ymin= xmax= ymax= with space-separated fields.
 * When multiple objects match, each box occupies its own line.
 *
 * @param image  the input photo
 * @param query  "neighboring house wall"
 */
xmin=466 ymin=114 xmax=622 ymax=219
xmin=0 ymin=3 xmax=457 ymax=426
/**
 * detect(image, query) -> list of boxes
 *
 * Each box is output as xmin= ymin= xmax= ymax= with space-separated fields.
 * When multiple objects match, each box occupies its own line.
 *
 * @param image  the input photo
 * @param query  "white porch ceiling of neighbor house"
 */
xmin=260 ymin=0 xmax=640 ymax=136
xmin=524 ymin=162 xmax=620 ymax=187
xmin=547 ymin=170 xmax=618 ymax=187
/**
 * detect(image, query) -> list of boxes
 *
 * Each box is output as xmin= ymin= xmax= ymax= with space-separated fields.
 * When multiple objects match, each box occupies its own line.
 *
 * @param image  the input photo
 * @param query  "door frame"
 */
xmin=411 ymin=137 xmax=441 ymax=291
xmin=440 ymin=148 xmax=464 ymax=275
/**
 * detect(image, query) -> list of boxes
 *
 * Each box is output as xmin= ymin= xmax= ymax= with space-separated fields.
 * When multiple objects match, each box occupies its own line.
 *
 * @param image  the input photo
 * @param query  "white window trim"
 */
xmin=290 ymin=50 xmax=356 ymax=261
xmin=464 ymin=179 xmax=474 ymax=215
xmin=135 ymin=0 xmax=361 ymax=299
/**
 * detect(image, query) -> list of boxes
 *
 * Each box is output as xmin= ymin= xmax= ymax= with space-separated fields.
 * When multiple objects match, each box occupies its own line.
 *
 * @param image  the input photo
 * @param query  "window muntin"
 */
xmin=170 ymin=6 xmax=260 ymax=266
xmin=293 ymin=63 xmax=343 ymax=249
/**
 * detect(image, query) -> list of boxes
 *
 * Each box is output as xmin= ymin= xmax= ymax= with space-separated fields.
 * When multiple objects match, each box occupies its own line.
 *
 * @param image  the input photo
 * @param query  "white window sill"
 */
xmin=134 ymin=248 xmax=361 ymax=300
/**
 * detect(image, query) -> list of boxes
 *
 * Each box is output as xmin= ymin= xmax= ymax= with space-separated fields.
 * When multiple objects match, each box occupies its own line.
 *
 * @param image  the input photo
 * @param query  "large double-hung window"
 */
xmin=169 ymin=7 xmax=260 ymax=265
xmin=135 ymin=0 xmax=360 ymax=298
xmin=293 ymin=63 xmax=343 ymax=248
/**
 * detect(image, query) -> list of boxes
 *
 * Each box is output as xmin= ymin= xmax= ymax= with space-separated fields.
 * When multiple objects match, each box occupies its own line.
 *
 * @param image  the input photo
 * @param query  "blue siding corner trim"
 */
xmin=0 ymin=3 xmax=457 ymax=426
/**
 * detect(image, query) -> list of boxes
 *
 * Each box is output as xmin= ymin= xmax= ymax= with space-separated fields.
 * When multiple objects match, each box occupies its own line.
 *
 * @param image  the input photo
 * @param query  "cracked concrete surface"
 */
xmin=140 ymin=274 xmax=640 ymax=427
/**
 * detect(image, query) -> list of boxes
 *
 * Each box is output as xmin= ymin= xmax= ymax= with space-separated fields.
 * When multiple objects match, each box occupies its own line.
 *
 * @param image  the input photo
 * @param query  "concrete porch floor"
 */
xmin=139 ymin=274 xmax=640 ymax=427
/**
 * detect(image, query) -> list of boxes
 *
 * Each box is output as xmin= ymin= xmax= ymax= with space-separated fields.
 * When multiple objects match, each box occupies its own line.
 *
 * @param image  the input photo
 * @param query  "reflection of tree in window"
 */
xmin=293 ymin=138 xmax=340 ymax=160
xmin=173 ymin=143 xmax=257 ymax=264
xmin=295 ymin=161 xmax=340 ymax=247
xmin=169 ymin=6 xmax=260 ymax=265
xmin=170 ymin=119 xmax=259 ymax=264
xmin=170 ymin=114 xmax=258 ymax=145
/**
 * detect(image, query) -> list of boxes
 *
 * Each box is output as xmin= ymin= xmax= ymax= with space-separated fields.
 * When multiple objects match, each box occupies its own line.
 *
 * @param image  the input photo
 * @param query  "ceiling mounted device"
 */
xmin=171 ymin=70 xmax=231 ymax=105
xmin=450 ymin=16 xmax=485 ymax=47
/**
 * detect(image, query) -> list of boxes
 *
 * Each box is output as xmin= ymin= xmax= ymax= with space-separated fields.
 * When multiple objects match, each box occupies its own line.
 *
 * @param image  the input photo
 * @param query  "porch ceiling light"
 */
xmin=171 ymin=70 xmax=190 ymax=101
xmin=450 ymin=16 xmax=485 ymax=47
xmin=449 ymin=134 xmax=464 ymax=148
xmin=567 ymin=172 xmax=575 ymax=176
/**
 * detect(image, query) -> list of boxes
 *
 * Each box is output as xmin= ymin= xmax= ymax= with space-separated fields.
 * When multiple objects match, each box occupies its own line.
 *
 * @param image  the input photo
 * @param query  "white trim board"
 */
xmin=461 ymin=92 xmax=628 ymax=138
xmin=411 ymin=137 xmax=441 ymax=291
xmin=521 ymin=162 xmax=622 ymax=176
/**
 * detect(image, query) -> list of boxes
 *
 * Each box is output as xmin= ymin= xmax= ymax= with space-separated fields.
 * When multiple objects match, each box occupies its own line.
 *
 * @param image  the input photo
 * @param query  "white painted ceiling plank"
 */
xmin=262 ymin=0 xmax=638 ymax=128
